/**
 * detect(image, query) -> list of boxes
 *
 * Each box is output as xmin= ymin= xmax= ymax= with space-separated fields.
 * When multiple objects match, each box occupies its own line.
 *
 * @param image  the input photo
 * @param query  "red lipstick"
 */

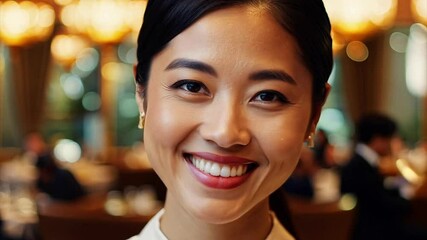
xmin=185 ymin=152 xmax=256 ymax=189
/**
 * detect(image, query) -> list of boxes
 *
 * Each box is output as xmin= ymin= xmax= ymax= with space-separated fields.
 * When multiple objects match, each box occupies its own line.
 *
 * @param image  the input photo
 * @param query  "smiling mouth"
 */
xmin=184 ymin=153 xmax=258 ymax=178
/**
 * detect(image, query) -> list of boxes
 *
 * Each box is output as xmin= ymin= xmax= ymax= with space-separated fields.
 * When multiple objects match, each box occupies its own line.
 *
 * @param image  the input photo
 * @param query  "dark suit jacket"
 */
xmin=37 ymin=168 xmax=86 ymax=201
xmin=340 ymin=153 xmax=410 ymax=240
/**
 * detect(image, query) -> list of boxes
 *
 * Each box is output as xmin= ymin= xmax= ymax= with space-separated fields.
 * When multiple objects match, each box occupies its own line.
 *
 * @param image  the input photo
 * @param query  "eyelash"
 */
xmin=170 ymin=80 xmax=209 ymax=95
xmin=170 ymin=80 xmax=291 ymax=105
xmin=251 ymin=90 xmax=290 ymax=104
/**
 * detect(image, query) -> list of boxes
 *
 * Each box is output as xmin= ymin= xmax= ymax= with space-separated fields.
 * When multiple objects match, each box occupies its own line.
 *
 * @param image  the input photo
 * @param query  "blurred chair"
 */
xmin=36 ymin=194 xmax=150 ymax=240
xmin=287 ymin=195 xmax=357 ymax=240
xmin=116 ymin=168 xmax=167 ymax=202
xmin=108 ymin=146 xmax=166 ymax=202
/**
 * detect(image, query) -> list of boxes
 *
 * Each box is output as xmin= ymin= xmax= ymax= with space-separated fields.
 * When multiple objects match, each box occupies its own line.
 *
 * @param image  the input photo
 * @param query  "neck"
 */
xmin=161 ymin=193 xmax=272 ymax=240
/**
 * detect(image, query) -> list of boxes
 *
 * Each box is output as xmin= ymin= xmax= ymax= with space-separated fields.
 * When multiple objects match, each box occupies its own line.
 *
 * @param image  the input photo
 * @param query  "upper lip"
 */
xmin=187 ymin=152 xmax=256 ymax=165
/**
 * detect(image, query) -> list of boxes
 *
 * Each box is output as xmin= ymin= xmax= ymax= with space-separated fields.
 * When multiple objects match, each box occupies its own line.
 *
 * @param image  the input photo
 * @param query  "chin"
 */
xmin=184 ymin=196 xmax=247 ymax=224
xmin=191 ymin=207 xmax=243 ymax=225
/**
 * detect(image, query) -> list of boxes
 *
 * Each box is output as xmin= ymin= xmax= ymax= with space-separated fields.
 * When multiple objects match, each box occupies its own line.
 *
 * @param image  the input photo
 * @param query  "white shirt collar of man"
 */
xmin=355 ymin=143 xmax=380 ymax=167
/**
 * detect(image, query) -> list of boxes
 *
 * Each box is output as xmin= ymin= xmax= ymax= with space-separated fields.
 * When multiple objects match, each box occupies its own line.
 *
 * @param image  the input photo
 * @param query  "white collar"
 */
xmin=130 ymin=209 xmax=294 ymax=240
xmin=355 ymin=143 xmax=379 ymax=167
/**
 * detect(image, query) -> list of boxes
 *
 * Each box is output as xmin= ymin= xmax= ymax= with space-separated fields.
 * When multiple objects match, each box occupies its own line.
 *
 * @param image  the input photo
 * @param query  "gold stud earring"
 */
xmin=138 ymin=112 xmax=145 ymax=129
xmin=307 ymin=132 xmax=315 ymax=148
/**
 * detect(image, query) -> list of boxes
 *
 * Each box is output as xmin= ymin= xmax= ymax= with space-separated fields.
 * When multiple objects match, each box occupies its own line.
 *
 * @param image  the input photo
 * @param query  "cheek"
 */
xmin=257 ymin=111 xmax=310 ymax=183
xmin=142 ymin=101 xmax=192 ymax=191
xmin=264 ymin=134 xmax=303 ymax=180
xmin=144 ymin=104 xmax=182 ymax=154
xmin=143 ymin=92 xmax=200 ymax=169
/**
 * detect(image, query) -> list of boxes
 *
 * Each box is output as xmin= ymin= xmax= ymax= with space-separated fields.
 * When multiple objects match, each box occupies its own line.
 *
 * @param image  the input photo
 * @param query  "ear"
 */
xmin=135 ymin=84 xmax=145 ymax=112
xmin=134 ymin=64 xmax=146 ymax=113
xmin=306 ymin=83 xmax=331 ymax=137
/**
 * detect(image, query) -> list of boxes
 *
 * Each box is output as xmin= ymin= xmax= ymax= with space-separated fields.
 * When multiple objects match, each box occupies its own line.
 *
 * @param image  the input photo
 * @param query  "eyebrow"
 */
xmin=249 ymin=70 xmax=296 ymax=85
xmin=165 ymin=58 xmax=296 ymax=85
xmin=165 ymin=58 xmax=217 ymax=77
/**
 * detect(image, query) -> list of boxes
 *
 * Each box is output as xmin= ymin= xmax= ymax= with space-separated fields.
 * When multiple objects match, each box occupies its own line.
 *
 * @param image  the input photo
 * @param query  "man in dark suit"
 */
xmin=340 ymin=113 xmax=424 ymax=240
xmin=36 ymin=154 xmax=86 ymax=201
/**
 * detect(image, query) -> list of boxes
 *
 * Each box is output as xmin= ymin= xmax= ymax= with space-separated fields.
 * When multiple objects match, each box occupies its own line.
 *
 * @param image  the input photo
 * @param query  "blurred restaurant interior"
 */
xmin=0 ymin=0 xmax=426 ymax=239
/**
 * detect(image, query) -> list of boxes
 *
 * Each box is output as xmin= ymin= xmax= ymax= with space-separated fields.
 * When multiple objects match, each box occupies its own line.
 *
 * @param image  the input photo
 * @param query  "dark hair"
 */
xmin=355 ymin=113 xmax=398 ymax=144
xmin=136 ymin=0 xmax=333 ymax=105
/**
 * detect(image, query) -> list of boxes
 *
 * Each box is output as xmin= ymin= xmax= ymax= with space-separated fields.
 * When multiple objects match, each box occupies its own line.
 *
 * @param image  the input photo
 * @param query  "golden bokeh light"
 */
xmin=0 ymin=1 xmax=55 ymax=46
xmin=412 ymin=0 xmax=427 ymax=25
xmin=346 ymin=41 xmax=369 ymax=62
xmin=51 ymin=34 xmax=89 ymax=68
xmin=324 ymin=0 xmax=398 ymax=40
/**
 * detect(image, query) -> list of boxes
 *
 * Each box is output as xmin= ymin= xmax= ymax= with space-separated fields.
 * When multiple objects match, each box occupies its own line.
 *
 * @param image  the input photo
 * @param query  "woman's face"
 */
xmin=137 ymin=5 xmax=316 ymax=223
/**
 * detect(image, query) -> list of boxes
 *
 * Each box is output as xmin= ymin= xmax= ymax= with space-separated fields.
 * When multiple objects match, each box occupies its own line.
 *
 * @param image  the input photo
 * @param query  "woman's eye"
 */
xmin=171 ymin=80 xmax=209 ymax=94
xmin=183 ymin=82 xmax=202 ymax=92
xmin=252 ymin=91 xmax=289 ymax=103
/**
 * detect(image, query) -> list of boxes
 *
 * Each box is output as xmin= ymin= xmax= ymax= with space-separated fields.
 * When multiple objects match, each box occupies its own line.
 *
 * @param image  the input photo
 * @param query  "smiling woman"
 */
xmin=130 ymin=0 xmax=333 ymax=240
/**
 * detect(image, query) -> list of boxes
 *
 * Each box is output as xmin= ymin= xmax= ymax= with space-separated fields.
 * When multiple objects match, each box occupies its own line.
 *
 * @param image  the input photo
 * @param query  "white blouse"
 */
xmin=128 ymin=209 xmax=295 ymax=240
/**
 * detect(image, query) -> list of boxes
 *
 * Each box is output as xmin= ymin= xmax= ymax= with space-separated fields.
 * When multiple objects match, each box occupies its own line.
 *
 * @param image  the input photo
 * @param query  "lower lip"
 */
xmin=187 ymin=161 xmax=253 ymax=189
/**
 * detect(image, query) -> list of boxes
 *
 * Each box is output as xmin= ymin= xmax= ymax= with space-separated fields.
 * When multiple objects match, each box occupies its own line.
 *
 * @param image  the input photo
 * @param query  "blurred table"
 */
xmin=66 ymin=160 xmax=118 ymax=193
xmin=0 ymin=155 xmax=38 ymax=239
xmin=0 ymin=192 xmax=38 ymax=239
xmin=0 ymin=156 xmax=37 ymax=187
xmin=37 ymin=192 xmax=160 ymax=240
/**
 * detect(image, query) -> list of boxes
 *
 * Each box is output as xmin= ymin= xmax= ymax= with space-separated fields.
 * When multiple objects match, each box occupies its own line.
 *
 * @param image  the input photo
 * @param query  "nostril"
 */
xmin=199 ymin=107 xmax=251 ymax=148
xmin=200 ymin=126 xmax=251 ymax=148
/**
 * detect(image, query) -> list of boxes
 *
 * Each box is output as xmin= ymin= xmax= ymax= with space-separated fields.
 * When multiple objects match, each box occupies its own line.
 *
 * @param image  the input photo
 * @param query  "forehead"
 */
xmin=174 ymin=6 xmax=297 ymax=54
xmin=152 ymin=5 xmax=310 ymax=82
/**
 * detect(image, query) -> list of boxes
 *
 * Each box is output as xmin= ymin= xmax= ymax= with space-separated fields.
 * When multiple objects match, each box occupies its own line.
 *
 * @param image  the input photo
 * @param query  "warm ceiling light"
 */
xmin=324 ymin=0 xmax=398 ymax=40
xmin=51 ymin=34 xmax=89 ymax=69
xmin=412 ymin=0 xmax=427 ymax=25
xmin=0 ymin=1 xmax=55 ymax=46
xmin=60 ymin=0 xmax=132 ymax=44
xmin=127 ymin=0 xmax=147 ymax=42
xmin=60 ymin=0 xmax=148 ymax=44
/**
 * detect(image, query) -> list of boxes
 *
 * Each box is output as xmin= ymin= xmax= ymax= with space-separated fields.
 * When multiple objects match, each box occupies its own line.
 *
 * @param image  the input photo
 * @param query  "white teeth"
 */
xmin=230 ymin=167 xmax=237 ymax=177
xmin=199 ymin=159 xmax=205 ymax=170
xmin=220 ymin=165 xmax=231 ymax=177
xmin=237 ymin=165 xmax=243 ymax=176
xmin=189 ymin=156 xmax=250 ymax=178
xmin=204 ymin=161 xmax=212 ymax=173
xmin=210 ymin=163 xmax=221 ymax=176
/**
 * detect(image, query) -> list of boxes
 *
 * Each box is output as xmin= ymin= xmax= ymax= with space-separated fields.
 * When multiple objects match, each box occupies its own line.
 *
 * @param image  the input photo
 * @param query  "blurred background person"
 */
xmin=313 ymin=129 xmax=335 ymax=169
xmin=22 ymin=133 xmax=49 ymax=165
xmin=35 ymin=146 xmax=86 ymax=201
xmin=340 ymin=113 xmax=427 ymax=240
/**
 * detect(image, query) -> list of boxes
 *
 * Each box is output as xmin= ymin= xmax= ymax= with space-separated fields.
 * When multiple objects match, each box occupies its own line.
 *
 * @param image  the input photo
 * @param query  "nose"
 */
xmin=199 ymin=100 xmax=251 ymax=149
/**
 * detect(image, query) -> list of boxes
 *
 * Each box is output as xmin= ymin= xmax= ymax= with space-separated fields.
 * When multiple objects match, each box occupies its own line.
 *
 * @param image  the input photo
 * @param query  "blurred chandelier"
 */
xmin=59 ymin=0 xmax=146 ymax=44
xmin=412 ymin=0 xmax=427 ymax=25
xmin=51 ymin=33 xmax=89 ymax=69
xmin=0 ymin=1 xmax=55 ymax=46
xmin=323 ymin=0 xmax=398 ymax=41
